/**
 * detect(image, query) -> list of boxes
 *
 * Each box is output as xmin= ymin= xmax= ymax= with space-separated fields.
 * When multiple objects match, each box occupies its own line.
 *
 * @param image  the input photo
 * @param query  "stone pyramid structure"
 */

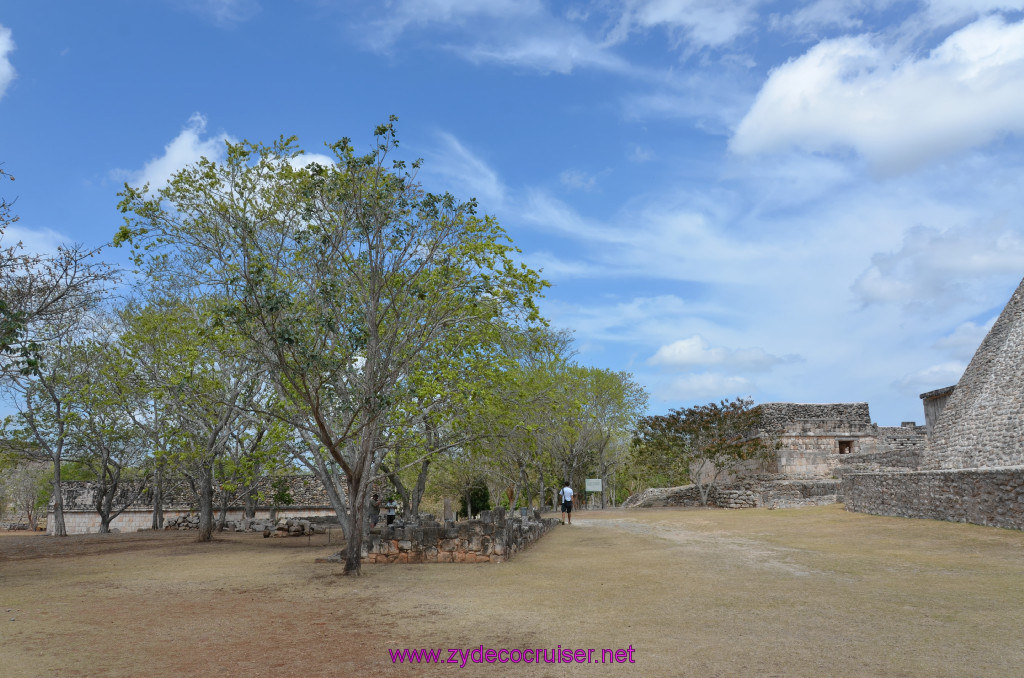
xmin=924 ymin=276 xmax=1024 ymax=470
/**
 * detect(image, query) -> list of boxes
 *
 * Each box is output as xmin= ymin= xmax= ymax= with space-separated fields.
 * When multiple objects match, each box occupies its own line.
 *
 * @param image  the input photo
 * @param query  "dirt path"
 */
xmin=3 ymin=506 xmax=1024 ymax=676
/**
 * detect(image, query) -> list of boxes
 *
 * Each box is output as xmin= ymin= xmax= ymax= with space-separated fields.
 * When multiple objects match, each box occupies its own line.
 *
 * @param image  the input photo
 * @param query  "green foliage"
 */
xmin=631 ymin=397 xmax=775 ymax=504
xmin=115 ymin=119 xmax=550 ymax=569
xmin=458 ymin=478 xmax=491 ymax=518
xmin=270 ymin=477 xmax=293 ymax=507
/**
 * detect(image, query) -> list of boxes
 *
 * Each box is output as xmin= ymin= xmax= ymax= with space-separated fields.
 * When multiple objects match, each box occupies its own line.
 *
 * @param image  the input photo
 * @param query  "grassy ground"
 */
xmin=2 ymin=504 xmax=1023 ymax=677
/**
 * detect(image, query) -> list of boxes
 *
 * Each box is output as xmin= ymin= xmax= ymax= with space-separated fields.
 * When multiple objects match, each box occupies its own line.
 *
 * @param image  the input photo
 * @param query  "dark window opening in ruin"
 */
xmin=838 ymin=440 xmax=854 ymax=454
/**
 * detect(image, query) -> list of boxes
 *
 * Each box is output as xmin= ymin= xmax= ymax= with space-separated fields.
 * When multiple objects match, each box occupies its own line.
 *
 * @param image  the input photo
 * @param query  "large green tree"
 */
xmin=116 ymin=120 xmax=546 ymax=573
xmin=632 ymin=397 xmax=774 ymax=505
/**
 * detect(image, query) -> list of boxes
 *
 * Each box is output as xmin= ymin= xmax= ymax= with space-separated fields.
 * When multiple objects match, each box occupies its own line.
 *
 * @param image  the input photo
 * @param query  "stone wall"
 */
xmin=843 ymin=467 xmax=1024 ymax=530
xmin=858 ymin=423 xmax=928 ymax=469
xmin=357 ymin=508 xmax=558 ymax=564
xmin=920 ymin=386 xmax=955 ymax=437
xmin=622 ymin=477 xmax=840 ymax=510
xmin=758 ymin=402 xmax=872 ymax=431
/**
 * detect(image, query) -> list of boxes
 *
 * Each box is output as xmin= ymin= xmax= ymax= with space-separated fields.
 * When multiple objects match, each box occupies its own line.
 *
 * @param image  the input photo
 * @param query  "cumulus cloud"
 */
xmin=732 ymin=16 xmax=1024 ymax=172
xmin=126 ymin=113 xmax=232 ymax=191
xmin=647 ymin=335 xmax=795 ymax=371
xmin=852 ymin=220 xmax=1024 ymax=309
xmin=0 ymin=24 xmax=15 ymax=101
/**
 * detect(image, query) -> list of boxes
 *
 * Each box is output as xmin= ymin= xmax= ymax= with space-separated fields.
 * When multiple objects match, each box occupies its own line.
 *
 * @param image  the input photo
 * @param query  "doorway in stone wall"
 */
xmin=838 ymin=440 xmax=854 ymax=454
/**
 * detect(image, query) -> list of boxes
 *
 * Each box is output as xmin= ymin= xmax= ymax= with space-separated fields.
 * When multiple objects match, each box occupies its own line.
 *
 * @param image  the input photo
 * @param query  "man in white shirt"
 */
xmin=559 ymin=482 xmax=574 ymax=525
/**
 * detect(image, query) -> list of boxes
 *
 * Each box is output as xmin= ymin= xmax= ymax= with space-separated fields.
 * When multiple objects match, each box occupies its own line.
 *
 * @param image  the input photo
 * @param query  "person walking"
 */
xmin=559 ymin=482 xmax=574 ymax=525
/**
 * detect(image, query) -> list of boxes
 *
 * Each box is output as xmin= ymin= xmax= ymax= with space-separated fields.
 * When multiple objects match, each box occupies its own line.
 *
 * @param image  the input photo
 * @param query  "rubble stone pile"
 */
xmin=623 ymin=476 xmax=840 ymax=510
xmin=163 ymin=515 xmax=323 ymax=536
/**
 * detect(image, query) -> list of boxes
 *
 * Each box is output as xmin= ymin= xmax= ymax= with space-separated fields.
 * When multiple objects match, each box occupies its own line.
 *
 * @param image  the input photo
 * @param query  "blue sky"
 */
xmin=2 ymin=1 xmax=1024 ymax=425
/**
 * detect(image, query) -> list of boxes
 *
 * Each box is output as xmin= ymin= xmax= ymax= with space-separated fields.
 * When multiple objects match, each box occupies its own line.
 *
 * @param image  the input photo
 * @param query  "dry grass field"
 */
xmin=2 ymin=504 xmax=1023 ymax=677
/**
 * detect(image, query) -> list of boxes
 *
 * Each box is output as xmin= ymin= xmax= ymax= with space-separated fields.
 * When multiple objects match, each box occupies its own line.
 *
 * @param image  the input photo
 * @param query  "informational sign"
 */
xmin=585 ymin=478 xmax=602 ymax=492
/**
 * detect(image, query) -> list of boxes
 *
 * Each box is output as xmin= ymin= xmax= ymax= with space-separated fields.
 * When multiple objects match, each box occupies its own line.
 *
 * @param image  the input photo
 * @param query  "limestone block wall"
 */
xmin=772 ymin=419 xmax=879 ymax=478
xmin=842 ymin=467 xmax=1024 ymax=530
xmin=360 ymin=508 xmax=558 ymax=564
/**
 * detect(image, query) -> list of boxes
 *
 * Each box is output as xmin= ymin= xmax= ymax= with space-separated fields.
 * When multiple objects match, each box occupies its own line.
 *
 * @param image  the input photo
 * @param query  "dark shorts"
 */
xmin=561 ymin=501 xmax=573 ymax=513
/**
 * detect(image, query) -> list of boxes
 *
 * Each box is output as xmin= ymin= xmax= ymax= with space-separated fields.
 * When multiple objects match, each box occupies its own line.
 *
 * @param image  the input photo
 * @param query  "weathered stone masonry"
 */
xmin=843 ymin=467 xmax=1024 ymax=530
xmin=359 ymin=508 xmax=559 ymax=564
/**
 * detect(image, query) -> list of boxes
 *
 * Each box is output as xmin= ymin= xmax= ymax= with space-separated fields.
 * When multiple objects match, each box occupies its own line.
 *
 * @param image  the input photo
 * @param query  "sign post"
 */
xmin=585 ymin=478 xmax=602 ymax=509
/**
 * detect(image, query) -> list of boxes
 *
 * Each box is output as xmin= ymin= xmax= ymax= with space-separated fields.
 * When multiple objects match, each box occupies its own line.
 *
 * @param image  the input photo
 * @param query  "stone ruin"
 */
xmin=324 ymin=507 xmax=559 ymax=565
xmin=625 ymin=401 xmax=928 ymax=511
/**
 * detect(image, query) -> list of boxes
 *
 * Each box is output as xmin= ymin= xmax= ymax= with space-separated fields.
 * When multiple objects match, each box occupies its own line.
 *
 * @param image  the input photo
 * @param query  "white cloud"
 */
xmin=287 ymin=152 xmax=336 ymax=170
xmin=425 ymin=132 xmax=505 ymax=208
xmin=608 ymin=0 xmax=762 ymax=51
xmin=894 ymin=361 xmax=966 ymax=394
xmin=1 ymin=223 xmax=66 ymax=257
xmin=0 ymin=24 xmax=15 ymax=101
xmin=559 ymin=169 xmax=598 ymax=191
xmin=922 ymin=0 xmax=1024 ymax=25
xmin=658 ymin=373 xmax=755 ymax=401
xmin=459 ymin=29 xmax=633 ymax=75
xmin=523 ymin=251 xmax=601 ymax=279
xmin=852 ymin=220 xmax=1024 ymax=309
xmin=648 ymin=335 xmax=795 ymax=371
xmin=127 ymin=113 xmax=232 ymax=191
xmin=362 ymin=0 xmax=542 ymax=51
xmin=932 ymin=318 xmax=996 ymax=358
xmin=732 ymin=16 xmax=1024 ymax=172
xmin=769 ymin=0 xmax=869 ymax=35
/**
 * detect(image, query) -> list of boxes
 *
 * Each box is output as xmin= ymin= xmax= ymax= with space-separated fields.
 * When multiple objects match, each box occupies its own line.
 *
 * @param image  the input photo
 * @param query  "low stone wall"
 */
xmin=359 ymin=508 xmax=558 ymax=564
xmin=843 ymin=466 xmax=1024 ymax=530
xmin=623 ymin=478 xmax=841 ymax=510
xmin=48 ymin=507 xmax=336 ymax=535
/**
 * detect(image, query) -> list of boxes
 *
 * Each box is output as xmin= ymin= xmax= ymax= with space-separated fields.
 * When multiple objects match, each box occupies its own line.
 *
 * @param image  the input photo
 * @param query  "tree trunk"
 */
xmin=243 ymin=488 xmax=256 ymax=519
xmin=409 ymin=458 xmax=430 ymax=518
xmin=151 ymin=462 xmax=164 ymax=530
xmin=341 ymin=467 xmax=371 ymax=575
xmin=216 ymin=488 xmax=229 ymax=532
xmin=50 ymin=455 xmax=66 ymax=537
xmin=197 ymin=466 xmax=214 ymax=542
